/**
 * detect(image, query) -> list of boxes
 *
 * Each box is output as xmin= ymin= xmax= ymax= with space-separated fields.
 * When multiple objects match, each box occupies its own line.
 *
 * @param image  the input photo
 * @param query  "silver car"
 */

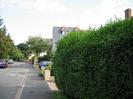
xmin=8 ymin=59 xmax=14 ymax=64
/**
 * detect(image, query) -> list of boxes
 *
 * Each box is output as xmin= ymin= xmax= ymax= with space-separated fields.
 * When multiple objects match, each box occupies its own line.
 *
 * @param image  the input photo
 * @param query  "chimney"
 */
xmin=125 ymin=8 xmax=132 ymax=19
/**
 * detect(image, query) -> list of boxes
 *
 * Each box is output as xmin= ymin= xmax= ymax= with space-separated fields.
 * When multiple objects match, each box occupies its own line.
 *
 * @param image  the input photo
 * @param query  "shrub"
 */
xmin=45 ymin=63 xmax=52 ymax=70
xmin=39 ymin=70 xmax=43 ymax=77
xmin=53 ymin=19 xmax=133 ymax=99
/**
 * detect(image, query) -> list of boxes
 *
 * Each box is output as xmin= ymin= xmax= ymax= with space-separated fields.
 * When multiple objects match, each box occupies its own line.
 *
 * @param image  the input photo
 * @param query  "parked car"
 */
xmin=39 ymin=61 xmax=50 ymax=69
xmin=8 ymin=59 xmax=14 ymax=64
xmin=0 ymin=59 xmax=7 ymax=68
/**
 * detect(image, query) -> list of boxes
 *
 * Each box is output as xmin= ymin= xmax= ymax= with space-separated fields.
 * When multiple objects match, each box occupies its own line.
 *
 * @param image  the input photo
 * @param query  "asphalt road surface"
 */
xmin=0 ymin=62 xmax=52 ymax=99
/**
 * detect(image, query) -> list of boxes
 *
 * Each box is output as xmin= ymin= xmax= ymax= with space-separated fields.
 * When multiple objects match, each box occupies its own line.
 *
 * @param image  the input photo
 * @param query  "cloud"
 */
xmin=0 ymin=0 xmax=67 ymax=14
xmin=1 ymin=0 xmax=132 ymax=45
xmin=0 ymin=0 xmax=68 ymax=43
xmin=0 ymin=0 xmax=23 ymax=8
xmin=34 ymin=0 xmax=67 ymax=14
xmin=79 ymin=0 xmax=129 ymax=29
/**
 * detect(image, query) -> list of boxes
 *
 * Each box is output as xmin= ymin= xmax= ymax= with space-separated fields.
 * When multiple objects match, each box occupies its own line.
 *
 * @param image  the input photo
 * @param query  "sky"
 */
xmin=0 ymin=0 xmax=133 ymax=45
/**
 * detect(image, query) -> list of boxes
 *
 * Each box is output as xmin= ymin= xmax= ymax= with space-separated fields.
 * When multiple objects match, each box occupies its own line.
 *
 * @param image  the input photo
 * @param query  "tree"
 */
xmin=0 ymin=28 xmax=14 ymax=59
xmin=17 ymin=43 xmax=30 ymax=58
xmin=11 ymin=47 xmax=24 ymax=61
xmin=26 ymin=36 xmax=52 ymax=62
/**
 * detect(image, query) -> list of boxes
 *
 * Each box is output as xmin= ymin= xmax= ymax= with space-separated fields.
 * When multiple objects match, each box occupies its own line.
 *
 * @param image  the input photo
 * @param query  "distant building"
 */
xmin=52 ymin=26 xmax=79 ymax=51
xmin=125 ymin=8 xmax=133 ymax=19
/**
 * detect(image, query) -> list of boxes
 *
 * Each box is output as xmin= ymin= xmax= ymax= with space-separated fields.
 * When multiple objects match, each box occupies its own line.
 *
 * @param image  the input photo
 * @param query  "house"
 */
xmin=52 ymin=26 xmax=79 ymax=51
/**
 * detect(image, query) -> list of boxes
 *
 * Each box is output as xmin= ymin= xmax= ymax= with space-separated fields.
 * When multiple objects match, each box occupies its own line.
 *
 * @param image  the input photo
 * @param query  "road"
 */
xmin=0 ymin=62 xmax=52 ymax=99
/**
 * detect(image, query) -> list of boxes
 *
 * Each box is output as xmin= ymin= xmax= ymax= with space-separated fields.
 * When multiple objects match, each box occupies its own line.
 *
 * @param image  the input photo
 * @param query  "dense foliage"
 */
xmin=0 ymin=26 xmax=21 ymax=59
xmin=52 ymin=91 xmax=68 ymax=99
xmin=11 ymin=47 xmax=24 ymax=60
xmin=26 ymin=36 xmax=52 ymax=62
xmin=17 ymin=43 xmax=30 ymax=58
xmin=53 ymin=19 xmax=133 ymax=99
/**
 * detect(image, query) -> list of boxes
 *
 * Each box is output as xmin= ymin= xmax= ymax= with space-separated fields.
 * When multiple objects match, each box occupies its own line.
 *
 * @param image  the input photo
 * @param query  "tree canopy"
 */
xmin=26 ymin=36 xmax=51 ymax=56
xmin=0 ymin=27 xmax=14 ymax=59
xmin=17 ymin=43 xmax=29 ymax=58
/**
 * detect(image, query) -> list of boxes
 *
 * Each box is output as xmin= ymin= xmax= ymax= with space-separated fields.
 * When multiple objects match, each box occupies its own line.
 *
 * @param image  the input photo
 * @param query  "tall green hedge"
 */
xmin=53 ymin=19 xmax=133 ymax=99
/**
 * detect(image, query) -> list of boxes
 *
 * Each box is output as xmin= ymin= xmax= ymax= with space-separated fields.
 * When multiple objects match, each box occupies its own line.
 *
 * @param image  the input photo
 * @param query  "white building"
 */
xmin=52 ymin=26 xmax=79 ymax=51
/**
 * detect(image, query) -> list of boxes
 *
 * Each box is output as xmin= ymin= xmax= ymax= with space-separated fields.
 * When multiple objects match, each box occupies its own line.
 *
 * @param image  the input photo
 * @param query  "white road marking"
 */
xmin=15 ymin=69 xmax=28 ymax=99
xmin=8 ymin=73 xmax=24 ymax=77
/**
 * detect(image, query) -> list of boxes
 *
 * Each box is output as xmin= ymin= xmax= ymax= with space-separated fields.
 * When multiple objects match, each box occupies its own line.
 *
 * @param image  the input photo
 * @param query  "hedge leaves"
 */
xmin=53 ymin=19 xmax=133 ymax=99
